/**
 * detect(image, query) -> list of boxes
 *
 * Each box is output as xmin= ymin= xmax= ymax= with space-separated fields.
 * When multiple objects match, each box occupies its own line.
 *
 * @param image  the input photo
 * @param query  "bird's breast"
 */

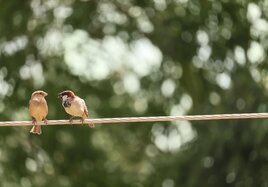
xmin=29 ymin=98 xmax=48 ymax=120
xmin=64 ymin=99 xmax=84 ymax=117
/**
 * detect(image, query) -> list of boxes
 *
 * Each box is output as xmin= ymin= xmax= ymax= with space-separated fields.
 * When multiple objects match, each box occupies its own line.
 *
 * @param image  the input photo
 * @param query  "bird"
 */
xmin=29 ymin=90 xmax=48 ymax=135
xmin=58 ymin=90 xmax=94 ymax=128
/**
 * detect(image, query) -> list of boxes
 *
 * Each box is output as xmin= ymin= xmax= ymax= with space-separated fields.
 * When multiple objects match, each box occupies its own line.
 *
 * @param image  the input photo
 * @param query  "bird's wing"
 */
xmin=43 ymin=98 xmax=48 ymax=116
xmin=82 ymin=99 xmax=89 ymax=118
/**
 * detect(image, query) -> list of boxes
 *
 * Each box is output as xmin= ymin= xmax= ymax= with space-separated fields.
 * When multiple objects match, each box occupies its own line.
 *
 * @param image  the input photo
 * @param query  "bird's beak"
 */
xmin=43 ymin=92 xmax=48 ymax=97
xmin=57 ymin=94 xmax=62 ymax=98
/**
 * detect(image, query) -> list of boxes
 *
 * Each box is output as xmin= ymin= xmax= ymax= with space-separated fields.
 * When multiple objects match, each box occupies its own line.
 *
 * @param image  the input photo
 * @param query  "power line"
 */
xmin=1 ymin=113 xmax=268 ymax=126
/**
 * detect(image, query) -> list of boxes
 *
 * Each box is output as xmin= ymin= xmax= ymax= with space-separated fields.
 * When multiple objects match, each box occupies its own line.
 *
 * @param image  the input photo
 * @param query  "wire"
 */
xmin=1 ymin=113 xmax=268 ymax=126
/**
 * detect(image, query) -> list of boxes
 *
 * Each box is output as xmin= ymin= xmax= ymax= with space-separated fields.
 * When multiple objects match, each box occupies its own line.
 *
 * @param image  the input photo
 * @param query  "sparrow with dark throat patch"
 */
xmin=58 ymin=90 xmax=94 ymax=127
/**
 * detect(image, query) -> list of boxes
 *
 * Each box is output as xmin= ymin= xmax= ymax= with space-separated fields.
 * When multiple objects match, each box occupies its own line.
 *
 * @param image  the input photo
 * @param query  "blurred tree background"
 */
xmin=0 ymin=0 xmax=268 ymax=186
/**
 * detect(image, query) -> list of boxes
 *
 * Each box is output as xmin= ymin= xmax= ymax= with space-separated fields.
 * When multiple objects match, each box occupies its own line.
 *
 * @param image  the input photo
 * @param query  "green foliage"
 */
xmin=1 ymin=0 xmax=268 ymax=186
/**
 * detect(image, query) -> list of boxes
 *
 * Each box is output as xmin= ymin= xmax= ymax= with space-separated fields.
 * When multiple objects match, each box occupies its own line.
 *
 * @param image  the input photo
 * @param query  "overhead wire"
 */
xmin=1 ymin=113 xmax=268 ymax=126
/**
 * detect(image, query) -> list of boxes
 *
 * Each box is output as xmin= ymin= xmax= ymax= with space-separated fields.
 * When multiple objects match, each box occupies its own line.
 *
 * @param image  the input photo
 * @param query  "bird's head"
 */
xmin=31 ymin=90 xmax=48 ymax=98
xmin=58 ymin=90 xmax=75 ymax=100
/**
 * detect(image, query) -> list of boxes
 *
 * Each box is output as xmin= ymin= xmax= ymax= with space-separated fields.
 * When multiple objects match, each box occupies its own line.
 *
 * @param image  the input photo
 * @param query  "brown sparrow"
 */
xmin=58 ymin=90 xmax=94 ymax=127
xmin=29 ymin=90 xmax=48 ymax=135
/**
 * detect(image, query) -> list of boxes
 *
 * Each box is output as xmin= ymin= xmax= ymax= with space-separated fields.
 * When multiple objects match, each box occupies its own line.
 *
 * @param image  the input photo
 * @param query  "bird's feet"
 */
xmin=43 ymin=118 xmax=48 ymax=125
xmin=69 ymin=116 xmax=74 ymax=125
xmin=32 ymin=118 xmax=37 ymax=125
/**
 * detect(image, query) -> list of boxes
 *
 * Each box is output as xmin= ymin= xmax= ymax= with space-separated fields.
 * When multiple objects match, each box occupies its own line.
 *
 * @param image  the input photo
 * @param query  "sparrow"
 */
xmin=58 ymin=90 xmax=94 ymax=127
xmin=29 ymin=90 xmax=48 ymax=135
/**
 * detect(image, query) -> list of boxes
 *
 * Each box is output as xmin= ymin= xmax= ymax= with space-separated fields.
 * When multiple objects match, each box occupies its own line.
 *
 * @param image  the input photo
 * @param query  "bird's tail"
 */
xmin=30 ymin=125 xmax=42 ymax=135
xmin=88 ymin=122 xmax=95 ymax=128
xmin=82 ymin=114 xmax=94 ymax=128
